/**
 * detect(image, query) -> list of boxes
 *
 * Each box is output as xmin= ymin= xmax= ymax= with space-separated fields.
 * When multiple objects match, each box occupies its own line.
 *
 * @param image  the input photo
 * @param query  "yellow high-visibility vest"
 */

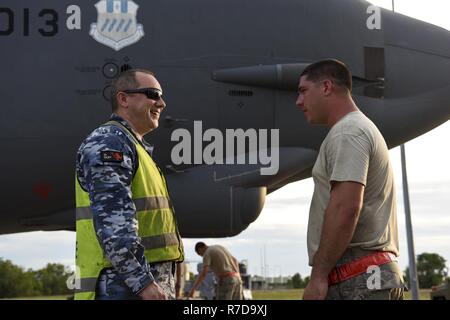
xmin=74 ymin=121 xmax=184 ymax=300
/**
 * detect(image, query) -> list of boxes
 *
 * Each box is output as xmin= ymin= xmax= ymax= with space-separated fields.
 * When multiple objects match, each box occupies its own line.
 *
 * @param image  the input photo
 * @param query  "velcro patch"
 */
xmin=101 ymin=151 xmax=124 ymax=163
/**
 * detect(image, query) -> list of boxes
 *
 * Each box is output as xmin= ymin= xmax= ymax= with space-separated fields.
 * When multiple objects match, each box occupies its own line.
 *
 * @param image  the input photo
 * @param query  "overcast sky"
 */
xmin=0 ymin=0 xmax=449 ymax=279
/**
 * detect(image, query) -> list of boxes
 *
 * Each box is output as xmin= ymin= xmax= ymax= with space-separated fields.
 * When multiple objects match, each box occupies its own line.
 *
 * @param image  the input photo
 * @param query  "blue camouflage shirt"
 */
xmin=76 ymin=114 xmax=157 ymax=296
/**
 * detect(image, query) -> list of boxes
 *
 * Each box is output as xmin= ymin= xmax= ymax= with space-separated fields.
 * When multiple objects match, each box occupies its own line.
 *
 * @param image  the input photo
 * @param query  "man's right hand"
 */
xmin=303 ymin=273 xmax=329 ymax=300
xmin=139 ymin=282 xmax=167 ymax=300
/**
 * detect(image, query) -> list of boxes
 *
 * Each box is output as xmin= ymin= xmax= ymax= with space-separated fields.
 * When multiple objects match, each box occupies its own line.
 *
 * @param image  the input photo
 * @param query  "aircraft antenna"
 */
xmin=400 ymin=146 xmax=420 ymax=300
xmin=393 ymin=0 xmax=420 ymax=301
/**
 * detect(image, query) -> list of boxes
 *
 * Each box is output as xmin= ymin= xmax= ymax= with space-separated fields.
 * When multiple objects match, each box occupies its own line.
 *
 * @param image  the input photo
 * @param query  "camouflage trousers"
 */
xmin=216 ymin=276 xmax=243 ymax=300
xmin=325 ymin=262 xmax=406 ymax=300
xmin=96 ymin=261 xmax=176 ymax=300
xmin=324 ymin=248 xmax=407 ymax=300
xmin=327 ymin=283 xmax=405 ymax=300
xmin=149 ymin=261 xmax=176 ymax=300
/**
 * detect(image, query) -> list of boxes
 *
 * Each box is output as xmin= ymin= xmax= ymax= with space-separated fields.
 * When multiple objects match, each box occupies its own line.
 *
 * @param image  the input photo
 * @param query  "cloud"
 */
xmin=0 ymin=231 xmax=75 ymax=270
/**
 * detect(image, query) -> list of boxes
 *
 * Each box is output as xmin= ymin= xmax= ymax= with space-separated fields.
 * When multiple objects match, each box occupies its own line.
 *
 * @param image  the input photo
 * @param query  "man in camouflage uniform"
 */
xmin=188 ymin=242 xmax=243 ymax=300
xmin=296 ymin=60 xmax=406 ymax=300
xmin=76 ymin=68 xmax=183 ymax=300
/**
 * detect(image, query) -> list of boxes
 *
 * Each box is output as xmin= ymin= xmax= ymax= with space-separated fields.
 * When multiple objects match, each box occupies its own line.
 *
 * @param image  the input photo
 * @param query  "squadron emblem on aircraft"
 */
xmin=90 ymin=0 xmax=144 ymax=51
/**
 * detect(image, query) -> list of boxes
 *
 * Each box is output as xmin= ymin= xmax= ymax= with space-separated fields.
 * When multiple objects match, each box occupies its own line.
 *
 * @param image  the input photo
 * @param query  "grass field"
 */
xmin=2 ymin=295 xmax=71 ymax=300
xmin=404 ymin=289 xmax=432 ymax=300
xmin=252 ymin=289 xmax=432 ymax=300
xmin=252 ymin=289 xmax=304 ymax=300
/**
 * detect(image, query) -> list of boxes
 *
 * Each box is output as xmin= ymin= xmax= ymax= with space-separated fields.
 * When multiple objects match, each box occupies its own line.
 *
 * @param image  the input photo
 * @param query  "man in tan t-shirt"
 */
xmin=188 ymin=242 xmax=243 ymax=300
xmin=296 ymin=59 xmax=405 ymax=300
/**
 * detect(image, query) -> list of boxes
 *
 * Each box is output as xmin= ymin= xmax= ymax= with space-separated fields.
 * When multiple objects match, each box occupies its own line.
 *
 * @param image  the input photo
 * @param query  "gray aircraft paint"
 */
xmin=0 ymin=0 xmax=449 ymax=236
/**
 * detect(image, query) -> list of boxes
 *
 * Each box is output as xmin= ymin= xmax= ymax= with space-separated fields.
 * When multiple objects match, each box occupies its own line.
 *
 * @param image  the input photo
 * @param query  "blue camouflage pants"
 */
xmin=96 ymin=262 xmax=176 ymax=300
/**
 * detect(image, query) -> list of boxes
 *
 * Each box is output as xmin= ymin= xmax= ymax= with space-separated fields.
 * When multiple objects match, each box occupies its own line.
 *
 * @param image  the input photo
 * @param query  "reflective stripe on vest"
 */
xmin=74 ymin=120 xmax=184 ymax=300
xmin=141 ymin=233 xmax=179 ymax=250
xmin=75 ymin=277 xmax=98 ymax=294
xmin=76 ymin=196 xmax=171 ymax=220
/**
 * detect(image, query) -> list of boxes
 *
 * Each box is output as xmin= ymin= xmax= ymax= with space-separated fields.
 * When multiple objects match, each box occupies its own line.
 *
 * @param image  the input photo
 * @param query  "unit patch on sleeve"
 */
xmin=101 ymin=151 xmax=124 ymax=163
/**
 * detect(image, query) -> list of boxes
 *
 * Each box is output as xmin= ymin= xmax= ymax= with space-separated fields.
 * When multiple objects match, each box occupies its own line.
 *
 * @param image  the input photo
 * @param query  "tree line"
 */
xmin=404 ymin=252 xmax=448 ymax=289
xmin=0 ymin=258 xmax=73 ymax=298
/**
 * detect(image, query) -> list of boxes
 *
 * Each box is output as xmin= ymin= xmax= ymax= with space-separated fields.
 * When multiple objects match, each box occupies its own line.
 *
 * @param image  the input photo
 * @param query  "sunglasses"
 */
xmin=122 ymin=88 xmax=163 ymax=100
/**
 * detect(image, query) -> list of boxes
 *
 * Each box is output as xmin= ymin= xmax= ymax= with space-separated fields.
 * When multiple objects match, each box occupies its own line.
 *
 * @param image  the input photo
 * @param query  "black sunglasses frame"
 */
xmin=122 ymin=88 xmax=163 ymax=100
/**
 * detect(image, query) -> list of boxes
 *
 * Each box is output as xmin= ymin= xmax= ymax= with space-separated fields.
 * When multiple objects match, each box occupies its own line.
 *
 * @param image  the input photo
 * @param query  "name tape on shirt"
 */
xmin=101 ymin=151 xmax=124 ymax=163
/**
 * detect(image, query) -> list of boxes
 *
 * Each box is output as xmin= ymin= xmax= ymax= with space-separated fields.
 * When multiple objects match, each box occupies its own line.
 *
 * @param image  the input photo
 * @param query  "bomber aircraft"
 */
xmin=1 ymin=0 xmax=449 ymax=237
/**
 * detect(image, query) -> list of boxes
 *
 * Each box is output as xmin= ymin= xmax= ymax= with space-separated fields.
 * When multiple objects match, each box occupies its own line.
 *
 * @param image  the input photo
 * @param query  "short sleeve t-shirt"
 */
xmin=307 ymin=111 xmax=399 ymax=265
xmin=203 ymin=245 xmax=239 ymax=276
